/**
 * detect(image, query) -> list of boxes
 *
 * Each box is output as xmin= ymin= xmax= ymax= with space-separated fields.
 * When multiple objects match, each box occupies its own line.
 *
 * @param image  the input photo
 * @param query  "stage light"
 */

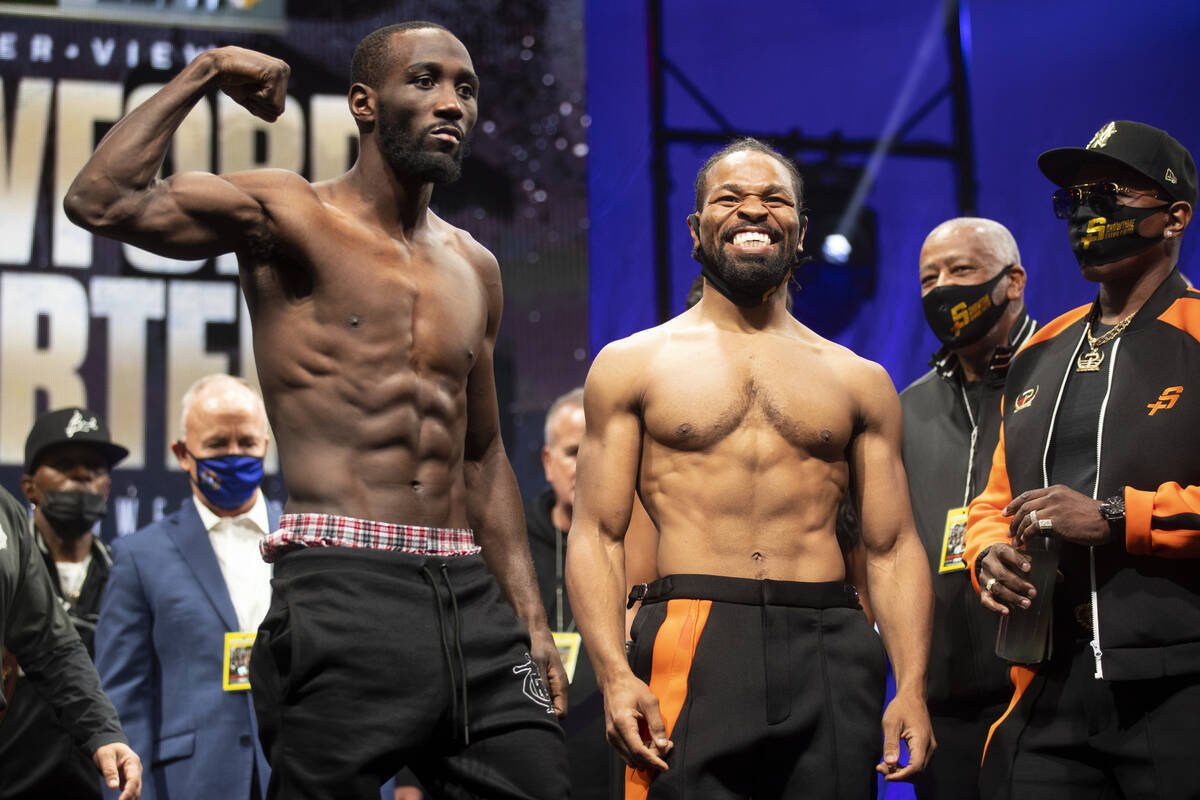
xmin=822 ymin=233 xmax=852 ymax=264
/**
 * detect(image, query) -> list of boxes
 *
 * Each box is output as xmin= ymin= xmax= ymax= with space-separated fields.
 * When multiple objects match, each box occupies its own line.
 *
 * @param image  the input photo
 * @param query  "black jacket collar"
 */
xmin=929 ymin=309 xmax=1037 ymax=387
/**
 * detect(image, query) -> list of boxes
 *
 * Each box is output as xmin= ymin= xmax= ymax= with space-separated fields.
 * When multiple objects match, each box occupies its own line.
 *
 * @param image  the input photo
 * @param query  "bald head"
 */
xmin=919 ymin=217 xmax=1025 ymax=298
xmin=923 ymin=218 xmax=1020 ymax=270
xmin=179 ymin=374 xmax=268 ymax=442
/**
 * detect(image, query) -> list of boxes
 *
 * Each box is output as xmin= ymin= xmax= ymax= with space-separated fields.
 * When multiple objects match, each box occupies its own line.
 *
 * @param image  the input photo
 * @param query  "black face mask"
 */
xmin=40 ymin=490 xmax=108 ymax=539
xmin=921 ymin=265 xmax=1013 ymax=348
xmin=1068 ymin=203 xmax=1166 ymax=268
xmin=689 ymin=213 xmax=804 ymax=308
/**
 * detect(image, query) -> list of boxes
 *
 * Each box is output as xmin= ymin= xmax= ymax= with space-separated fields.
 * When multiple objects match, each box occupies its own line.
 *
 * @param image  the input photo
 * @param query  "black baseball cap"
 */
xmin=23 ymin=407 xmax=129 ymax=474
xmin=1038 ymin=120 xmax=1198 ymax=207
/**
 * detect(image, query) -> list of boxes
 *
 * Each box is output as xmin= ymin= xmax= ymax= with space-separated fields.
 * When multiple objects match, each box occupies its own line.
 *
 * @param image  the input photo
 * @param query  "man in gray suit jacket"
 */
xmin=96 ymin=375 xmax=276 ymax=800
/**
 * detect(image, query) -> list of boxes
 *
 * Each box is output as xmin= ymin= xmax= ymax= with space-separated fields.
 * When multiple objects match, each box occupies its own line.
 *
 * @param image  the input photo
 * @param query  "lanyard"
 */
xmin=957 ymin=378 xmax=980 ymax=508
xmin=554 ymin=527 xmax=576 ymax=633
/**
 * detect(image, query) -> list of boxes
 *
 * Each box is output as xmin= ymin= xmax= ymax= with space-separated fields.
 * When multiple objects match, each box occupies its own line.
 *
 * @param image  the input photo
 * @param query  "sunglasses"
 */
xmin=1052 ymin=182 xmax=1169 ymax=219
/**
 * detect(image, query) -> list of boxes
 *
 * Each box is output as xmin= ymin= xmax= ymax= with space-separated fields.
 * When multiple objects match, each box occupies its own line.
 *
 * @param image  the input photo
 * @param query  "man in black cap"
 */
xmin=967 ymin=121 xmax=1198 ymax=799
xmin=902 ymin=217 xmax=1036 ymax=800
xmin=0 ymin=407 xmax=128 ymax=799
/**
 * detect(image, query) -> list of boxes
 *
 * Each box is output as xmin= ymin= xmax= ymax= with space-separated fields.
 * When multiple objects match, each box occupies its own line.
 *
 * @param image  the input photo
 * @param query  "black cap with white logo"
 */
xmin=1038 ymin=120 xmax=1198 ymax=207
xmin=23 ymin=407 xmax=130 ymax=474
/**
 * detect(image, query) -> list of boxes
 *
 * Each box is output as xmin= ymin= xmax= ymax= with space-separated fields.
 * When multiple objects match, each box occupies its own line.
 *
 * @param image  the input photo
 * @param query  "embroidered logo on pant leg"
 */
xmin=512 ymin=651 xmax=554 ymax=713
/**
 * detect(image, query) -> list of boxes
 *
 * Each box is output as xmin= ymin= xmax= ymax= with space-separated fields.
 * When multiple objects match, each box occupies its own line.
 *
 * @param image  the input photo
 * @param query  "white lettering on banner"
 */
xmin=218 ymin=92 xmax=304 ymax=174
xmin=309 ymin=94 xmax=358 ymax=182
xmin=54 ymin=80 xmax=123 ymax=268
xmin=29 ymin=34 xmax=51 ymax=63
xmin=90 ymin=277 xmax=166 ymax=469
xmin=0 ymin=78 xmax=51 ymax=266
xmin=90 ymin=38 xmax=116 ymax=66
xmin=0 ymin=273 xmax=89 ymax=462
xmin=114 ymin=493 xmax=139 ymax=537
xmin=150 ymin=41 xmax=172 ymax=70
xmin=166 ymin=281 xmax=237 ymax=468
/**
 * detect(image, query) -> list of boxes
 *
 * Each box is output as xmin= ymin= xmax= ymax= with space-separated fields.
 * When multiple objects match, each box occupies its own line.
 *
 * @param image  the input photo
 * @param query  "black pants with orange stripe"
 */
xmin=980 ymin=642 xmax=1200 ymax=800
xmin=623 ymin=574 xmax=886 ymax=800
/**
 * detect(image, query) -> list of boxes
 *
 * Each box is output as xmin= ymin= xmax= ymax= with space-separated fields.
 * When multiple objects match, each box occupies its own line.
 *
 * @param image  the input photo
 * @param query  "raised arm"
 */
xmin=848 ymin=361 xmax=934 ymax=781
xmin=565 ymin=341 xmax=672 ymax=772
xmin=64 ymin=46 xmax=290 ymax=260
xmin=461 ymin=250 xmax=565 ymax=717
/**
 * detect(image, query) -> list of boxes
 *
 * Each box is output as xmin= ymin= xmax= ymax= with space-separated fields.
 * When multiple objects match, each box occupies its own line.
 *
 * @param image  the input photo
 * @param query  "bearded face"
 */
xmin=377 ymin=105 xmax=467 ymax=185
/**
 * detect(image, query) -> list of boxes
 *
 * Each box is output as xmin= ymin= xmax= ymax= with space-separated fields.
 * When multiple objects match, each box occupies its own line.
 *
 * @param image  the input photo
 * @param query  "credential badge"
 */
xmin=1087 ymin=121 xmax=1117 ymax=150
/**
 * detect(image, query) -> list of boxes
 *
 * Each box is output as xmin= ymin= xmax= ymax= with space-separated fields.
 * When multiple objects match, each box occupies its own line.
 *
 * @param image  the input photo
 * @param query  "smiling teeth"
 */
xmin=733 ymin=231 xmax=770 ymax=247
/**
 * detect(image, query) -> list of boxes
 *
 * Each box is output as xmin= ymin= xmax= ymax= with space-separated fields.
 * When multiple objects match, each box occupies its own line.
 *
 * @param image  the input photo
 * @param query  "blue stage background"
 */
xmin=586 ymin=0 xmax=1200 ymax=393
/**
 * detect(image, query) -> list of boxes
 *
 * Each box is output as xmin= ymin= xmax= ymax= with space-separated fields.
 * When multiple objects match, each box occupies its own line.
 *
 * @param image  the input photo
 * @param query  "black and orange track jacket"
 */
xmin=966 ymin=268 xmax=1200 ymax=682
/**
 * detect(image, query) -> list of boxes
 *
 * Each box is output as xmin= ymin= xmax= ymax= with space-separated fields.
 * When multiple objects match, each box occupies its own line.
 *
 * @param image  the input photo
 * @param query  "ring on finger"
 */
xmin=1028 ymin=509 xmax=1038 ymax=525
xmin=1037 ymin=517 xmax=1054 ymax=530
xmin=985 ymin=577 xmax=998 ymax=593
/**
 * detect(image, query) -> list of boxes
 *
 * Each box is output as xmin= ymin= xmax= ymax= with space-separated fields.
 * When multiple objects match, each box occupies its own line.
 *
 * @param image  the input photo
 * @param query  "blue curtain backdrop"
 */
xmin=586 ymin=0 xmax=1200 ymax=393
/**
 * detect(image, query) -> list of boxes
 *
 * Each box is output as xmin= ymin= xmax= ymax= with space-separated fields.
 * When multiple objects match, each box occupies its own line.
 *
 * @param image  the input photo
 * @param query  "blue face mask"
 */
xmin=188 ymin=451 xmax=264 ymax=510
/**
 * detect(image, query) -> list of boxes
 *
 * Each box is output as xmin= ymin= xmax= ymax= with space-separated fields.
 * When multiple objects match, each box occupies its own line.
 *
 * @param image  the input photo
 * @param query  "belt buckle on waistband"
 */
xmin=626 ymin=582 xmax=648 ymax=609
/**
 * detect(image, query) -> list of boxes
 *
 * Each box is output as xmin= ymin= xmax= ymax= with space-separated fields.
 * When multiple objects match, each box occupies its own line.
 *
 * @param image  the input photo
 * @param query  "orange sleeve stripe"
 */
xmin=1157 ymin=295 xmax=1200 ymax=345
xmin=966 ymin=425 xmax=1016 ymax=593
xmin=1015 ymin=304 xmax=1090 ymax=354
xmin=624 ymin=598 xmax=712 ymax=800
xmin=1125 ymin=486 xmax=1154 ymax=555
xmin=1125 ymin=483 xmax=1200 ymax=557
xmin=981 ymin=664 xmax=1037 ymax=765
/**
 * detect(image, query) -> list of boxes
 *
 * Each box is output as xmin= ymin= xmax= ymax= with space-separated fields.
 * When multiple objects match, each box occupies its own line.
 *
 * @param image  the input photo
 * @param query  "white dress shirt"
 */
xmin=193 ymin=491 xmax=272 ymax=632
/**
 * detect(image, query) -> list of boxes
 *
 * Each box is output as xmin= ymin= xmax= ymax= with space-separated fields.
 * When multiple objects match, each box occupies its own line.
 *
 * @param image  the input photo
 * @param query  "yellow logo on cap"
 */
xmin=1087 ymin=122 xmax=1117 ymax=149
xmin=1165 ymin=168 xmax=1178 ymax=185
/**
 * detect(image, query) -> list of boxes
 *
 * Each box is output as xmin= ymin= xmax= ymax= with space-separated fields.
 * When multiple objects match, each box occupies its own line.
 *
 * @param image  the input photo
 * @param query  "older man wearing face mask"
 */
xmin=0 ymin=407 xmax=130 ymax=799
xmin=96 ymin=374 xmax=277 ymax=800
xmin=900 ymin=220 xmax=1036 ymax=800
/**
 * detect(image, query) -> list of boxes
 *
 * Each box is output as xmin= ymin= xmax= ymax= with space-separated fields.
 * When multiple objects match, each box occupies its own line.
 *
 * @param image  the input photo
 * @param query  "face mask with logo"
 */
xmin=921 ymin=265 xmax=1013 ymax=348
xmin=189 ymin=451 xmax=264 ymax=510
xmin=40 ymin=490 xmax=108 ymax=539
xmin=1068 ymin=203 xmax=1167 ymax=268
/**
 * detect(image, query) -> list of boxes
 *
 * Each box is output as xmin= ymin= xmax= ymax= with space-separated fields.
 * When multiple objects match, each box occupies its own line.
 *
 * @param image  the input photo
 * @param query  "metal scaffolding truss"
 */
xmin=647 ymin=0 xmax=977 ymax=321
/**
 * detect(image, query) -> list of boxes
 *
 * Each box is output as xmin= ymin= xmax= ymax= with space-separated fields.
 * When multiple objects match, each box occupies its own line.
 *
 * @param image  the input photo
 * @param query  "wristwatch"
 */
xmin=1099 ymin=494 xmax=1125 ymax=537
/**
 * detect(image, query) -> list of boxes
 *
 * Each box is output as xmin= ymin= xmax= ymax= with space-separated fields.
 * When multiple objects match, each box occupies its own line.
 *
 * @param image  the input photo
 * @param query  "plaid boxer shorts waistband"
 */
xmin=260 ymin=512 xmax=480 ymax=563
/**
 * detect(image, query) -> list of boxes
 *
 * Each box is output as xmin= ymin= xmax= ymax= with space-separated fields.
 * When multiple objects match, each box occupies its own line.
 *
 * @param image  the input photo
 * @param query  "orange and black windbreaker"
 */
xmin=966 ymin=269 xmax=1200 ymax=682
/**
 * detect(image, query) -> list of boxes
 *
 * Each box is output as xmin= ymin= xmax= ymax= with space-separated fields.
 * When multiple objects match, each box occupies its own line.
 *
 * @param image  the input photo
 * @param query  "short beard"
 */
xmin=378 ymin=117 xmax=465 ymax=185
xmin=696 ymin=239 xmax=793 ymax=300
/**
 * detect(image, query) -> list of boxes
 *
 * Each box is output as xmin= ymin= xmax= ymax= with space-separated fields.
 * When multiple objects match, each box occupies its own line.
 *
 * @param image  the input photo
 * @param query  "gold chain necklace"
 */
xmin=1076 ymin=312 xmax=1135 ymax=372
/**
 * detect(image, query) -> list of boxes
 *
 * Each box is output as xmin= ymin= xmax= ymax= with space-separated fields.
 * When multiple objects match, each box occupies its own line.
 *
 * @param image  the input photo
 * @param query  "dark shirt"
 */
xmin=0 ymin=487 xmax=123 ymax=799
xmin=526 ymin=489 xmax=609 ymax=800
xmin=0 ymin=527 xmax=113 ymax=799
xmin=900 ymin=312 xmax=1036 ymax=712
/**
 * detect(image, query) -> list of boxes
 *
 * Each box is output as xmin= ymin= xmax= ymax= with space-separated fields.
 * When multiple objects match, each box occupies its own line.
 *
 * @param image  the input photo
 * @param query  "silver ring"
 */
xmin=1037 ymin=517 xmax=1054 ymax=530
xmin=984 ymin=577 xmax=998 ymax=593
xmin=1028 ymin=509 xmax=1038 ymax=525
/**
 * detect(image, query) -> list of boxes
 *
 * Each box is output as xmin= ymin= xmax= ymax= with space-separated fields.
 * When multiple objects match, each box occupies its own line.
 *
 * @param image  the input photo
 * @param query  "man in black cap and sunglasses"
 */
xmin=966 ymin=121 xmax=1199 ymax=799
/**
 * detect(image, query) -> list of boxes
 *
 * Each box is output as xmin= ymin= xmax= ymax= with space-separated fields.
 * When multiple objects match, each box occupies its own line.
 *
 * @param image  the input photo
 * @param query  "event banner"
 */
xmin=0 ymin=3 xmax=589 ymax=539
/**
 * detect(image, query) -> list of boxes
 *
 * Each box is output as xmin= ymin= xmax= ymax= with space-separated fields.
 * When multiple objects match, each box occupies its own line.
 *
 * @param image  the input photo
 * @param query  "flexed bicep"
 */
xmin=64 ymin=46 xmax=292 ymax=260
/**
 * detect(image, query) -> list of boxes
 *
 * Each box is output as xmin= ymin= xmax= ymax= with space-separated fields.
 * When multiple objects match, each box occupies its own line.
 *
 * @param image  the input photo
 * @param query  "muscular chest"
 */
xmin=252 ymin=223 xmax=488 ymax=378
xmin=641 ymin=342 xmax=855 ymax=457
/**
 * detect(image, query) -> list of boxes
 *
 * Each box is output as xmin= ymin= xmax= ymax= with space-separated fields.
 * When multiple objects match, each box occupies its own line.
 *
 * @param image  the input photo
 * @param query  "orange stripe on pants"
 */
xmin=981 ymin=664 xmax=1038 ymax=765
xmin=624 ymin=598 xmax=712 ymax=800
